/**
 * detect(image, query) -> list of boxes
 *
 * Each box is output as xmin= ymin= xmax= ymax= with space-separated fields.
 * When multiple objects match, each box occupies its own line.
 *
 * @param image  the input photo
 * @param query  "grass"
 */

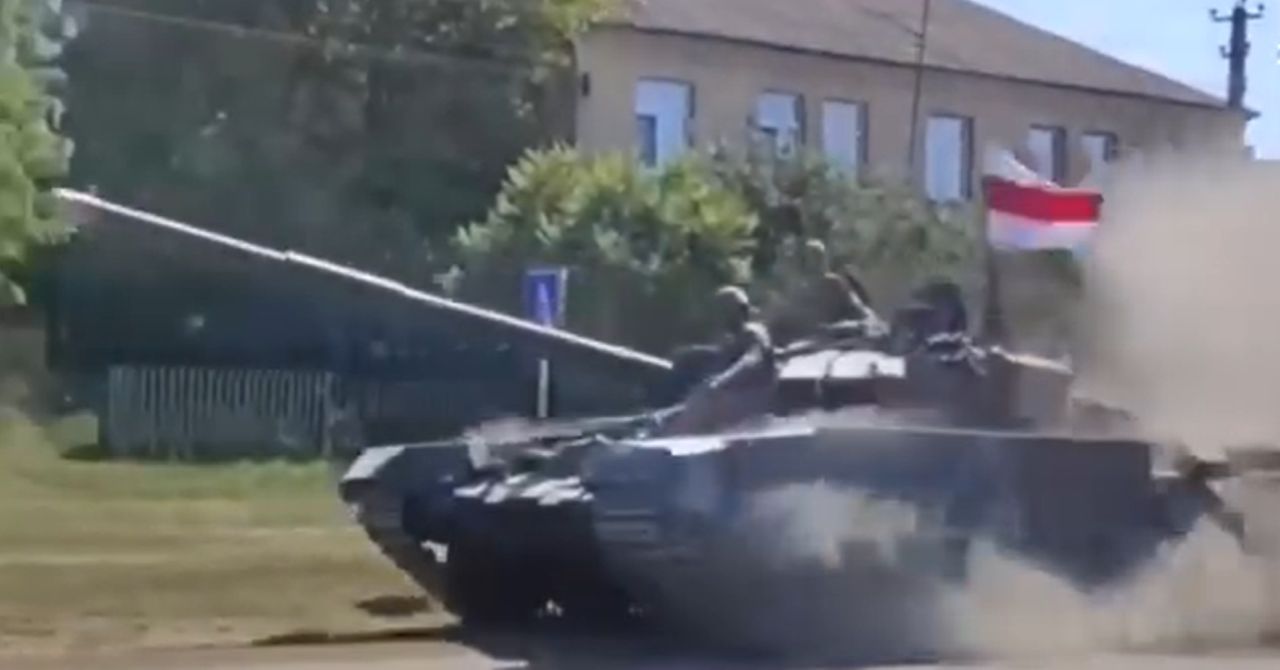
xmin=0 ymin=409 xmax=441 ymax=657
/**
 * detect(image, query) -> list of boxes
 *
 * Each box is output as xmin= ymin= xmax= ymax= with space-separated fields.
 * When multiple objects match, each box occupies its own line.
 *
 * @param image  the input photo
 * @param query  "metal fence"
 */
xmin=103 ymin=366 xmax=359 ymax=460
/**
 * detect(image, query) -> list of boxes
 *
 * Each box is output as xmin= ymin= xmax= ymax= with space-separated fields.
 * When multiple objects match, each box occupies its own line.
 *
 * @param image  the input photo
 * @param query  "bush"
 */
xmin=453 ymin=145 xmax=986 ymax=355
xmin=452 ymin=146 xmax=757 ymax=354
xmin=707 ymin=146 xmax=983 ymax=314
xmin=0 ymin=0 xmax=73 ymax=305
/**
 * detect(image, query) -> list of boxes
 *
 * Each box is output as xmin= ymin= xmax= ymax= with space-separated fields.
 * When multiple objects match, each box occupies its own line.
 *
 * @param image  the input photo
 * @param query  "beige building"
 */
xmin=572 ymin=0 xmax=1249 ymax=200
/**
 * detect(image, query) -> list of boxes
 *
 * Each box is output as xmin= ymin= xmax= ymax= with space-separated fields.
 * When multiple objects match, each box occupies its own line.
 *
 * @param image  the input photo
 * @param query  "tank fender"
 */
xmin=340 ymin=442 xmax=473 ymax=542
xmin=342 ymin=443 xmax=472 ymax=496
xmin=340 ymin=444 xmax=470 ymax=600
xmin=340 ymin=446 xmax=409 ymax=501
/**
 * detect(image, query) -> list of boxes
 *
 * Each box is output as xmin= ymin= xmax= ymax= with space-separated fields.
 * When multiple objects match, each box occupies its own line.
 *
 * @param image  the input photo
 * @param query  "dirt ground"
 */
xmin=0 ymin=410 xmax=444 ymax=658
xmin=7 ymin=635 xmax=1280 ymax=670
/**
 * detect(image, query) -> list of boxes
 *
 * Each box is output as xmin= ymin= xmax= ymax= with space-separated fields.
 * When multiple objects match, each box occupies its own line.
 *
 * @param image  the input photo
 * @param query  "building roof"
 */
xmin=612 ymin=0 xmax=1227 ymax=109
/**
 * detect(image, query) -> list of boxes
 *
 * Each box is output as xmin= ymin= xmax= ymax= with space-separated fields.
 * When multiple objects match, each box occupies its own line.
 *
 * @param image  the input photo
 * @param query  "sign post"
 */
xmin=523 ymin=267 xmax=568 ymax=419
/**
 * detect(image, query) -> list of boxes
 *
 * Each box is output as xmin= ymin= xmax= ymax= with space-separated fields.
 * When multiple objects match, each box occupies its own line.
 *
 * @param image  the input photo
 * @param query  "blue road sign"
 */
xmin=523 ymin=267 xmax=568 ymax=329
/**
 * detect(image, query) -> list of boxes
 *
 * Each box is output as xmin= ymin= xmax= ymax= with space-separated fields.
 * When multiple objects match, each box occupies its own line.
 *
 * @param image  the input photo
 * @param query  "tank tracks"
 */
xmin=347 ymin=484 xmax=446 ymax=598
xmin=346 ymin=471 xmax=634 ymax=625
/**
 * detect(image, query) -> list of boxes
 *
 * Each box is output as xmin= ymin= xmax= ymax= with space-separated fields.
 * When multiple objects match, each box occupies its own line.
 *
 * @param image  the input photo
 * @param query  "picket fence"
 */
xmin=103 ymin=366 xmax=361 ymax=460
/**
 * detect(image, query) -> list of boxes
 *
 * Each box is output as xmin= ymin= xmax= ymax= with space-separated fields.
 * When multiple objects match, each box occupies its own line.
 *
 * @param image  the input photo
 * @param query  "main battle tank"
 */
xmin=339 ymin=286 xmax=1275 ymax=659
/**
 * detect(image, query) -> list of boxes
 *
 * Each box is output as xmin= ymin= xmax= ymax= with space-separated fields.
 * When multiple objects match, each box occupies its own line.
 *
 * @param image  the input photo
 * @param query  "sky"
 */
xmin=975 ymin=0 xmax=1280 ymax=158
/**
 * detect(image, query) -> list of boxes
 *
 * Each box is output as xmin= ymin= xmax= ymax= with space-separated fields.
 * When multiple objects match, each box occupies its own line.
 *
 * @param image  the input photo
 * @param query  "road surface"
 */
xmin=8 ymin=633 xmax=1280 ymax=670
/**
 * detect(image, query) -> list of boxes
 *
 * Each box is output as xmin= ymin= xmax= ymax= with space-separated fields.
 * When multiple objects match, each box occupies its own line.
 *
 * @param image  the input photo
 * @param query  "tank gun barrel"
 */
xmin=54 ymin=189 xmax=673 ymax=384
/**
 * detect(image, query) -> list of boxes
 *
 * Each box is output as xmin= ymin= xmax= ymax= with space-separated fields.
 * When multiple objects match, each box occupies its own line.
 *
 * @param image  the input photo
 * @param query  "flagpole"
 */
xmin=979 ymin=161 xmax=1103 ymax=350
xmin=980 ymin=175 xmax=1007 ymax=347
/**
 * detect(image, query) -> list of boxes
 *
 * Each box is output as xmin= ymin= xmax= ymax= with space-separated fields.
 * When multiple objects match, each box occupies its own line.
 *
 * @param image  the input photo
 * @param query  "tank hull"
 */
xmin=341 ymin=421 xmax=1198 ymax=657
xmin=587 ymin=427 xmax=1165 ymax=617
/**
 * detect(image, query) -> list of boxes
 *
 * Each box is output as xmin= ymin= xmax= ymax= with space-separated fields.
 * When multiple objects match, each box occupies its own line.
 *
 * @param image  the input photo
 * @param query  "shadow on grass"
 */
xmin=59 ymin=441 xmax=110 ymax=462
xmin=252 ymin=618 xmax=667 ymax=667
xmin=355 ymin=595 xmax=433 ymax=619
xmin=253 ymin=623 xmax=461 ymax=649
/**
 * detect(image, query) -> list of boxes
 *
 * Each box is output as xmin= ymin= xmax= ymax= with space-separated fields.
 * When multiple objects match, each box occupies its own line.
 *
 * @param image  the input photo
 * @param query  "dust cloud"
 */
xmin=734 ymin=481 xmax=1280 ymax=663
xmin=951 ymin=516 xmax=1280 ymax=659
xmin=950 ymin=150 xmax=1280 ymax=655
xmin=714 ymin=152 xmax=1280 ymax=661
xmin=1073 ymin=152 xmax=1280 ymax=460
xmin=744 ymin=483 xmax=922 ymax=572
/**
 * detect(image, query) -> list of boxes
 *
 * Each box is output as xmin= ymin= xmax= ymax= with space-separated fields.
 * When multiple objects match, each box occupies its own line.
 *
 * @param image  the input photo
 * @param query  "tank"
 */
xmin=46 ymin=188 xmax=1277 ymax=659
xmin=339 ymin=301 xmax=1276 ymax=659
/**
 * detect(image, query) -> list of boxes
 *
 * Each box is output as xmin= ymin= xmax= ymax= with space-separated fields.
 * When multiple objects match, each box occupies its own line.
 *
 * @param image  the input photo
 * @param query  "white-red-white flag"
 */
xmin=982 ymin=148 xmax=1101 ymax=252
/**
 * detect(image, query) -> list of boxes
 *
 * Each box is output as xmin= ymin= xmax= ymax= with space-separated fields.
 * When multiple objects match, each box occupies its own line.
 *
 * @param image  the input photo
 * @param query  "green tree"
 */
xmin=453 ymin=146 xmax=757 ymax=354
xmin=453 ymin=146 xmax=989 ymax=355
xmin=63 ymin=0 xmax=610 ymax=286
xmin=0 ymin=0 xmax=73 ymax=305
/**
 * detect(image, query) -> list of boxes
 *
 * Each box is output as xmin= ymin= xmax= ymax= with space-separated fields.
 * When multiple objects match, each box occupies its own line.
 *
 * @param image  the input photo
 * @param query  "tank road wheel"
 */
xmin=444 ymin=535 xmax=546 ymax=626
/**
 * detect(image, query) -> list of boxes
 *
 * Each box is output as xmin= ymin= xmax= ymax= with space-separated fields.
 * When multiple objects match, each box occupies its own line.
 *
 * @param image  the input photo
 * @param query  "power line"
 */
xmin=904 ymin=0 xmax=933 ymax=181
xmin=73 ymin=1 xmax=541 ymax=75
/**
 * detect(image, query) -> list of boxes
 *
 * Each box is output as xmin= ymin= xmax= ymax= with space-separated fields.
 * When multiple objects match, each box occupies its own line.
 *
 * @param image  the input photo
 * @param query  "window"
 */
xmin=634 ymin=79 xmax=693 ymax=167
xmin=925 ymin=114 xmax=972 ymax=202
xmin=1081 ymin=131 xmax=1118 ymax=171
xmin=822 ymin=100 xmax=865 ymax=175
xmin=1027 ymin=125 xmax=1067 ymax=183
xmin=755 ymin=91 xmax=804 ymax=157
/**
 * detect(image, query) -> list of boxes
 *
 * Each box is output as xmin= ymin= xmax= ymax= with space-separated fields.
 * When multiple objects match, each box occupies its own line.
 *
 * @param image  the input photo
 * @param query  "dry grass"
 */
xmin=0 ymin=409 xmax=441 ymax=658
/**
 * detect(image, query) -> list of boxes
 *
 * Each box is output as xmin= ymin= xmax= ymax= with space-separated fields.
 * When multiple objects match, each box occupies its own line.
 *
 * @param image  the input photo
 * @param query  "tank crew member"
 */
xmin=707 ymin=285 xmax=774 ymax=392
xmin=655 ymin=286 xmax=775 ymax=435
xmin=891 ymin=279 xmax=973 ymax=359
xmin=774 ymin=239 xmax=883 ymax=347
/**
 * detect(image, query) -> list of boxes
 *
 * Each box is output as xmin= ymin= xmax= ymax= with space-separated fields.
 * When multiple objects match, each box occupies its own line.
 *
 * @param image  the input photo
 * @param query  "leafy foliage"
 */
xmin=453 ymin=146 xmax=757 ymax=353
xmin=454 ymin=146 xmax=985 ymax=354
xmin=63 ymin=1 xmax=987 ymax=351
xmin=0 ymin=0 xmax=73 ymax=305
xmin=707 ymin=146 xmax=983 ymax=314
xmin=63 ymin=0 xmax=609 ymax=286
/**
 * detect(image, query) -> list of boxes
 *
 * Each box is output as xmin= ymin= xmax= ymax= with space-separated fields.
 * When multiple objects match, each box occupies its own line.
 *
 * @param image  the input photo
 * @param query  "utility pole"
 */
xmin=1212 ymin=1 xmax=1265 ymax=110
xmin=905 ymin=0 xmax=934 ymax=182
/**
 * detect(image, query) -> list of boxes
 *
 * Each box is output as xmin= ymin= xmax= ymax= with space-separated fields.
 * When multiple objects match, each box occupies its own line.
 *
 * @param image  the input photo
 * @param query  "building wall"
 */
xmin=575 ymin=28 xmax=1247 ymax=188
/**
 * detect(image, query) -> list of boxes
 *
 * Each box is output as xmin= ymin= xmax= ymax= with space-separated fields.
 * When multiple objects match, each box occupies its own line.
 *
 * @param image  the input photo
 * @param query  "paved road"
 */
xmin=8 ymin=635 xmax=1280 ymax=670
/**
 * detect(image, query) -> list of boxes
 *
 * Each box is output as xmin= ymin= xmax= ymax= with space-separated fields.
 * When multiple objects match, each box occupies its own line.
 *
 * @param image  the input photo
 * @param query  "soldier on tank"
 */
xmin=889 ymin=279 xmax=972 ymax=356
xmin=656 ymin=286 xmax=776 ymax=435
xmin=662 ymin=286 xmax=772 ymax=405
xmin=705 ymin=286 xmax=774 ymax=390
xmin=772 ymin=239 xmax=884 ymax=349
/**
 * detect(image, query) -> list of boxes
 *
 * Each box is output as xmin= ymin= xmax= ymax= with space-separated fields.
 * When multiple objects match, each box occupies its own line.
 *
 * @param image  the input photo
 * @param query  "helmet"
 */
xmin=713 ymin=286 xmax=754 ymax=322
xmin=714 ymin=285 xmax=751 ymax=309
xmin=716 ymin=284 xmax=752 ymax=313
xmin=801 ymin=239 xmax=829 ymax=271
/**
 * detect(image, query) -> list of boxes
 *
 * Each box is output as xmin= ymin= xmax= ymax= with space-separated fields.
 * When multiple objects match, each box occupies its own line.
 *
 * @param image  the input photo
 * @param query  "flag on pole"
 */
xmin=982 ymin=148 xmax=1102 ymax=252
